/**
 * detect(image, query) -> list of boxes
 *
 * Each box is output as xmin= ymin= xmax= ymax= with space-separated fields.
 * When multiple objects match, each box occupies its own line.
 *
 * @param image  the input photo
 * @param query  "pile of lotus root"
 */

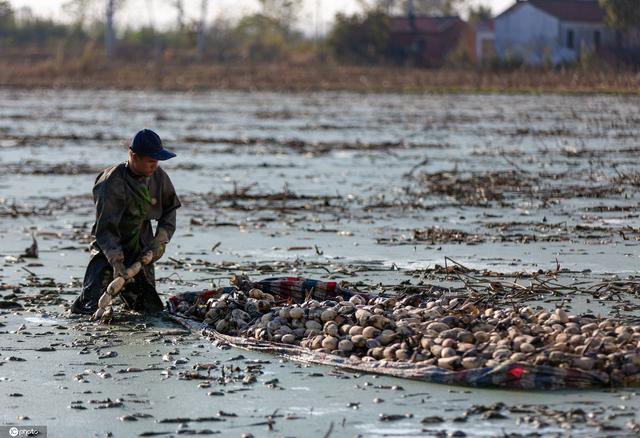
xmin=175 ymin=286 xmax=640 ymax=378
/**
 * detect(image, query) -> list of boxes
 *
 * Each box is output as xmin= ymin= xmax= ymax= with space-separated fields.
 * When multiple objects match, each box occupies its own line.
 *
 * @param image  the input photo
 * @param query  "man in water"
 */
xmin=70 ymin=129 xmax=181 ymax=314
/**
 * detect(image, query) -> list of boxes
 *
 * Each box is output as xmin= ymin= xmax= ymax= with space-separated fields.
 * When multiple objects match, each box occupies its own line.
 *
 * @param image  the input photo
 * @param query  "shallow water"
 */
xmin=1 ymin=89 xmax=640 ymax=437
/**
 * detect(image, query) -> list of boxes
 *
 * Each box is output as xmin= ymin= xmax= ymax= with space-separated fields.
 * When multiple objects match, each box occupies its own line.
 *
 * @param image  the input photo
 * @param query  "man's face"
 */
xmin=130 ymin=152 xmax=158 ymax=177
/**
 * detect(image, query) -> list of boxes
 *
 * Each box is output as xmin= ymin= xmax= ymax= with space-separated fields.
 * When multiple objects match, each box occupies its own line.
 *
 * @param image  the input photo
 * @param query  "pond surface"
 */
xmin=1 ymin=89 xmax=640 ymax=437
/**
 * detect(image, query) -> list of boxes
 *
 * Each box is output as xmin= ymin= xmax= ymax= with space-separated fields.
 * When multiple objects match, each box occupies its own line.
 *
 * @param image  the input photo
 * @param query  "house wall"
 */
xmin=389 ymin=22 xmax=467 ymax=66
xmin=466 ymin=21 xmax=495 ymax=64
xmin=557 ymin=21 xmax=615 ymax=62
xmin=425 ymin=22 xmax=466 ymax=64
xmin=475 ymin=30 xmax=496 ymax=64
xmin=495 ymin=3 xmax=560 ymax=65
xmin=495 ymin=3 xmax=615 ymax=65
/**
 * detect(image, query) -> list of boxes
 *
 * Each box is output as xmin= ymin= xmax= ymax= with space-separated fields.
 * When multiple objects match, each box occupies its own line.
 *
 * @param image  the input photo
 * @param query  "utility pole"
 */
xmin=197 ymin=0 xmax=208 ymax=62
xmin=105 ymin=0 xmax=115 ymax=62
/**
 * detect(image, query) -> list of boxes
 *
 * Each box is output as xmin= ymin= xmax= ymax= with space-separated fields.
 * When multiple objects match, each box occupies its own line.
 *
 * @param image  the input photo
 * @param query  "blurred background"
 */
xmin=1 ymin=0 xmax=639 ymax=91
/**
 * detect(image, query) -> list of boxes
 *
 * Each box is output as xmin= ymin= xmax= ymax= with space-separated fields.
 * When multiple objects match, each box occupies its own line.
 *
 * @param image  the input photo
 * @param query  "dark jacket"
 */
xmin=91 ymin=162 xmax=181 ymax=278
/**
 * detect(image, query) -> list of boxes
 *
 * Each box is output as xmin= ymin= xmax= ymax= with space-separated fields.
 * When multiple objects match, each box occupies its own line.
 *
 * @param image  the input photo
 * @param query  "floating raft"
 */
xmin=166 ymin=277 xmax=618 ymax=390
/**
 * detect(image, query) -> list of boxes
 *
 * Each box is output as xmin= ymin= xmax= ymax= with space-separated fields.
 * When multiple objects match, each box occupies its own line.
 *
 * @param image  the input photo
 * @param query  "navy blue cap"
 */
xmin=130 ymin=129 xmax=176 ymax=161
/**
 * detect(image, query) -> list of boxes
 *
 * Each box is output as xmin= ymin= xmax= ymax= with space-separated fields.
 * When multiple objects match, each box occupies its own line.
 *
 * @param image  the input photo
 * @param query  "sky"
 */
xmin=7 ymin=0 xmax=514 ymax=32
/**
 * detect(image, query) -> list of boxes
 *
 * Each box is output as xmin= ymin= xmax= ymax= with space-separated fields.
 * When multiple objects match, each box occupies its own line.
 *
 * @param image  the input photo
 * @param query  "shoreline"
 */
xmin=1 ymin=63 xmax=639 ymax=95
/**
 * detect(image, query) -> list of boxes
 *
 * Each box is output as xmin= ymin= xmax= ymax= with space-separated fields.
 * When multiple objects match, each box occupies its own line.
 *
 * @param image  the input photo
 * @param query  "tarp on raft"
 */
xmin=166 ymin=276 xmax=614 ymax=390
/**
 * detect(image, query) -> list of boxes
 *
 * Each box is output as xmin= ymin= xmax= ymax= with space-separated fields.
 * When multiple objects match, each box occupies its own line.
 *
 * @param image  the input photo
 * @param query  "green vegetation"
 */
xmin=328 ymin=10 xmax=391 ymax=64
xmin=599 ymin=0 xmax=640 ymax=29
xmin=0 ymin=0 xmax=87 ymax=48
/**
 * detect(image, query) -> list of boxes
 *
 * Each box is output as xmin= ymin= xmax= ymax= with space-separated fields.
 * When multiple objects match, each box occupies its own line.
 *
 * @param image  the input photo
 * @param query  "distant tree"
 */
xmin=197 ymin=0 xmax=207 ymax=61
xmin=0 ymin=0 xmax=14 ymax=30
xmin=362 ymin=0 xmax=467 ymax=16
xmin=599 ymin=0 xmax=640 ymax=29
xmin=62 ymin=0 xmax=93 ymax=26
xmin=202 ymin=17 xmax=241 ymax=63
xmin=173 ymin=0 xmax=184 ymax=31
xmin=362 ymin=0 xmax=394 ymax=13
xmin=122 ymin=26 xmax=159 ymax=47
xmin=0 ymin=1 xmax=13 ymax=48
xmin=0 ymin=1 xmax=11 ymax=17
xmin=233 ymin=13 xmax=296 ymax=62
xmin=406 ymin=0 xmax=465 ymax=15
xmin=258 ymin=0 xmax=302 ymax=31
xmin=13 ymin=19 xmax=73 ymax=47
xmin=61 ymin=0 xmax=126 ymax=61
xmin=328 ymin=10 xmax=390 ymax=64
xmin=105 ymin=0 xmax=115 ymax=60
xmin=467 ymin=4 xmax=492 ymax=23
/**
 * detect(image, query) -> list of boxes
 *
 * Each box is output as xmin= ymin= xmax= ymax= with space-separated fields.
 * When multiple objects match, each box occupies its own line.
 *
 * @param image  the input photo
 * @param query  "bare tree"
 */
xmin=197 ymin=0 xmax=208 ymax=62
xmin=259 ymin=0 xmax=302 ymax=27
xmin=105 ymin=0 xmax=115 ymax=61
xmin=174 ymin=0 xmax=184 ymax=31
xmin=362 ymin=0 xmax=466 ymax=16
xmin=0 ymin=0 xmax=14 ymax=47
xmin=62 ymin=0 xmax=93 ymax=26
xmin=414 ymin=0 xmax=465 ymax=15
xmin=160 ymin=0 xmax=183 ymax=31
xmin=64 ymin=0 xmax=125 ymax=61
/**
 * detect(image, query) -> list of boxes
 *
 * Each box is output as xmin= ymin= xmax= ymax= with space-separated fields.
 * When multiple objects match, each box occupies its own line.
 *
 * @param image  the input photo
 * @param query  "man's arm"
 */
xmin=157 ymin=172 xmax=181 ymax=239
xmin=150 ymin=172 xmax=181 ymax=262
xmin=93 ymin=174 xmax=127 ymax=269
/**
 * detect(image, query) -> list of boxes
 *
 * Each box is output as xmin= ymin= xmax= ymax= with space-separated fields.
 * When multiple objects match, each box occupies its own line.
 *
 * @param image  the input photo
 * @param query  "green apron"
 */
xmin=121 ymin=181 xmax=152 ymax=259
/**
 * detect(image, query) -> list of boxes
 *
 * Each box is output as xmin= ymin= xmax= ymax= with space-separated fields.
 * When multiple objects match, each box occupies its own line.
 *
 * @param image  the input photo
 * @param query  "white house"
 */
xmin=473 ymin=19 xmax=496 ymax=64
xmin=495 ymin=0 xmax=615 ymax=65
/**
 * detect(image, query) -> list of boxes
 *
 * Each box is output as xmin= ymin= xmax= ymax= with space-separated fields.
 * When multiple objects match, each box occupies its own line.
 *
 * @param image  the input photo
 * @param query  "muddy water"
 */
xmin=1 ymin=89 xmax=640 ymax=437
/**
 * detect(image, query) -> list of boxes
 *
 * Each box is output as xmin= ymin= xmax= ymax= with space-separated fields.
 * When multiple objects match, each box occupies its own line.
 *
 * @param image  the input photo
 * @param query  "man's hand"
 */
xmin=112 ymin=260 xmax=128 ymax=280
xmin=151 ymin=239 xmax=166 ymax=262
xmin=148 ymin=228 xmax=169 ymax=263
xmin=141 ymin=250 xmax=154 ymax=265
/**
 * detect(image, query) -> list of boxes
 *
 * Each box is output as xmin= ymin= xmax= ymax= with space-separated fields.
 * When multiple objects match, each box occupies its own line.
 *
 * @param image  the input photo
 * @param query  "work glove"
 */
xmin=149 ymin=228 xmax=169 ymax=263
xmin=111 ymin=260 xmax=129 ymax=280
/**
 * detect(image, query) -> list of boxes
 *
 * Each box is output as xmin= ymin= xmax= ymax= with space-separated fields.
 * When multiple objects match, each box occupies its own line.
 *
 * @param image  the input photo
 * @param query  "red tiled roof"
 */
xmin=390 ymin=16 xmax=463 ymax=34
xmin=498 ymin=0 xmax=605 ymax=23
